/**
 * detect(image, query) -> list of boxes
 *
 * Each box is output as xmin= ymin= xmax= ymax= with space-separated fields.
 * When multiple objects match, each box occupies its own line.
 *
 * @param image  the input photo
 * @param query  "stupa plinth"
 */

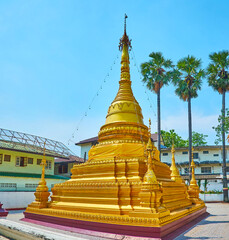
xmin=0 ymin=203 xmax=8 ymax=218
xmin=23 ymin=16 xmax=207 ymax=239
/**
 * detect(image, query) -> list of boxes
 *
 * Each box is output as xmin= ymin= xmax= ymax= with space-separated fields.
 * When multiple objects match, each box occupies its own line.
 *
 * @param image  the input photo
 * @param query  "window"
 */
xmin=25 ymin=183 xmax=38 ymax=189
xmin=213 ymin=154 xmax=219 ymax=157
xmin=162 ymin=153 xmax=168 ymax=156
xmin=201 ymin=167 xmax=211 ymax=174
xmin=4 ymin=155 xmax=11 ymax=162
xmin=63 ymin=165 xmax=68 ymax=173
xmin=0 ymin=154 xmax=2 ymax=164
xmin=182 ymin=151 xmax=188 ymax=155
xmin=84 ymin=152 xmax=87 ymax=161
xmin=193 ymin=153 xmax=199 ymax=159
xmin=58 ymin=165 xmax=63 ymax=173
xmin=0 ymin=183 xmax=17 ymax=188
xmin=226 ymin=167 xmax=229 ymax=173
xmin=203 ymin=151 xmax=209 ymax=154
xmin=58 ymin=164 xmax=68 ymax=174
xmin=45 ymin=160 xmax=52 ymax=170
xmin=15 ymin=157 xmax=27 ymax=167
xmin=184 ymin=168 xmax=189 ymax=174
xmin=37 ymin=159 xmax=42 ymax=165
xmin=28 ymin=158 xmax=33 ymax=164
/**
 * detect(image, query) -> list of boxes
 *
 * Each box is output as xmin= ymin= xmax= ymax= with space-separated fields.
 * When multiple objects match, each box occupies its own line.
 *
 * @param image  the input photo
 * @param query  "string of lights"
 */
xmin=130 ymin=49 xmax=157 ymax=119
xmin=68 ymin=53 xmax=119 ymax=145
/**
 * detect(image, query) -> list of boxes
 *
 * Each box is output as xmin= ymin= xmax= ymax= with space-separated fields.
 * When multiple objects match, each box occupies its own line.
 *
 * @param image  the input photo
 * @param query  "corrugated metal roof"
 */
xmin=55 ymin=155 xmax=84 ymax=163
xmin=0 ymin=128 xmax=74 ymax=158
xmin=0 ymin=140 xmax=67 ymax=158
xmin=161 ymin=145 xmax=229 ymax=151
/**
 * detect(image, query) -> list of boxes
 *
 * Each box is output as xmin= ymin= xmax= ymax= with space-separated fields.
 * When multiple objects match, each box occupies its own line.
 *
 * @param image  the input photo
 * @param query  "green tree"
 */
xmin=213 ymin=109 xmax=229 ymax=145
xmin=161 ymin=130 xmax=207 ymax=148
xmin=172 ymin=56 xmax=205 ymax=181
xmin=141 ymin=52 xmax=173 ymax=159
xmin=161 ymin=129 xmax=188 ymax=148
xmin=192 ymin=131 xmax=208 ymax=146
xmin=207 ymin=50 xmax=229 ymax=202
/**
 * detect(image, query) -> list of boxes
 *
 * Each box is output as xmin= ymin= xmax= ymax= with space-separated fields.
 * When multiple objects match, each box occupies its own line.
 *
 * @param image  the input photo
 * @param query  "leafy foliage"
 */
xmin=161 ymin=129 xmax=187 ymax=148
xmin=161 ymin=130 xmax=208 ymax=148
xmin=171 ymin=55 xmax=205 ymax=101
xmin=141 ymin=52 xmax=173 ymax=93
xmin=207 ymin=51 xmax=229 ymax=93
xmin=192 ymin=131 xmax=208 ymax=146
xmin=213 ymin=109 xmax=229 ymax=145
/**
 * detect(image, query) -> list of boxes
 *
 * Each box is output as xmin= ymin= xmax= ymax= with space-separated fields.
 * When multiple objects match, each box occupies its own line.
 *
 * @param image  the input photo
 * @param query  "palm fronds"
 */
xmin=141 ymin=52 xmax=173 ymax=93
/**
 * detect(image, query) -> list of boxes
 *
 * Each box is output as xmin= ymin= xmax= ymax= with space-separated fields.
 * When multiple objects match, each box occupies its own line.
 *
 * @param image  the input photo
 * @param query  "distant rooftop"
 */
xmin=55 ymin=155 xmax=84 ymax=164
xmin=0 ymin=128 xmax=74 ymax=158
xmin=161 ymin=145 xmax=229 ymax=151
xmin=75 ymin=133 xmax=160 ymax=145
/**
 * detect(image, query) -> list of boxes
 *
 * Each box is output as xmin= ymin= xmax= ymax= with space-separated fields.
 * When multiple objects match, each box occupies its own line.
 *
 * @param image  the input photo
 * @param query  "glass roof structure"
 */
xmin=0 ymin=128 xmax=74 ymax=158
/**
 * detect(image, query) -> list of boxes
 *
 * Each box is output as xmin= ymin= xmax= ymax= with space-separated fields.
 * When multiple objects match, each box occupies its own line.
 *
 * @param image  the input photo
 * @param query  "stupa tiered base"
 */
xmin=23 ymin=204 xmax=207 ymax=239
xmin=23 ymin=156 xmax=207 ymax=239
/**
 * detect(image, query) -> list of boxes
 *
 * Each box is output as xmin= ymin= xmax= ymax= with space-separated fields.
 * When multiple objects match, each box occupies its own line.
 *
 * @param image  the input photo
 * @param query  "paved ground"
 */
xmin=175 ymin=203 xmax=229 ymax=240
xmin=0 ymin=203 xmax=229 ymax=240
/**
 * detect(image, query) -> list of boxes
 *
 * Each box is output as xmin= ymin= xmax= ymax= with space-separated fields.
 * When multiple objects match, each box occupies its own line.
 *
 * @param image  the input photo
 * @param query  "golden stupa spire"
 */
xmin=28 ymin=142 xmax=50 ymax=209
xmin=190 ymin=147 xmax=197 ymax=186
xmin=170 ymin=144 xmax=183 ymax=183
xmin=118 ymin=13 xmax=132 ymax=84
xmin=187 ymin=147 xmax=202 ymax=203
xmin=144 ymin=119 xmax=157 ymax=184
xmin=104 ymin=14 xmax=144 ymax=126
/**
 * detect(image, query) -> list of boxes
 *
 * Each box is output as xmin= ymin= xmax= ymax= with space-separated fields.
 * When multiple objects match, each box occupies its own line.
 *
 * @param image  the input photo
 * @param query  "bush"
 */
xmin=200 ymin=190 xmax=223 ymax=194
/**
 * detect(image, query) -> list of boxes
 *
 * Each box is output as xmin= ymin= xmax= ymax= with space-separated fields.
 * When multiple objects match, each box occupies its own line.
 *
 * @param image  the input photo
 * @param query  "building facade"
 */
xmin=0 ymin=128 xmax=75 ymax=209
xmin=161 ymin=145 xmax=229 ymax=191
xmin=54 ymin=156 xmax=84 ymax=178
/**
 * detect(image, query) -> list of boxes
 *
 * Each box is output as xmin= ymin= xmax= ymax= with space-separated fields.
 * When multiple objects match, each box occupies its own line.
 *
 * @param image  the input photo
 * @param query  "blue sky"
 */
xmin=0 ymin=0 xmax=229 ymax=155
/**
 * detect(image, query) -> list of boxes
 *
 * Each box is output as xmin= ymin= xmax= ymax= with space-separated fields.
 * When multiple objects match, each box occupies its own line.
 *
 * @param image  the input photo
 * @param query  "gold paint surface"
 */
xmin=25 ymin=28 xmax=205 ymax=227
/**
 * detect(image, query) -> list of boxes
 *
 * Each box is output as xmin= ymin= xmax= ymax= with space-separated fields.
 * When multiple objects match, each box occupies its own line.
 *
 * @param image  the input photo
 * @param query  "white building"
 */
xmin=161 ymin=145 xmax=229 ymax=192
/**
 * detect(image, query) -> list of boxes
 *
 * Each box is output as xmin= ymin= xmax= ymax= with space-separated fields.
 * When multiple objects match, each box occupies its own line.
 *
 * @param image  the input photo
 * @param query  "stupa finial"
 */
xmin=119 ymin=14 xmax=132 ymax=51
xmin=40 ymin=142 xmax=47 ymax=184
xmin=124 ymin=14 xmax=127 ymax=34
xmin=190 ymin=147 xmax=197 ymax=185
xmin=148 ymin=118 xmax=151 ymax=137
xmin=187 ymin=147 xmax=202 ymax=203
xmin=146 ymin=118 xmax=153 ymax=151
xmin=170 ymin=144 xmax=183 ymax=183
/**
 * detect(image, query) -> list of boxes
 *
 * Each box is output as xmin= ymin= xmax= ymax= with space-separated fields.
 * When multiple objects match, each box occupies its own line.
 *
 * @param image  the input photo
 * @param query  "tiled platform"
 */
xmin=0 ymin=203 xmax=228 ymax=240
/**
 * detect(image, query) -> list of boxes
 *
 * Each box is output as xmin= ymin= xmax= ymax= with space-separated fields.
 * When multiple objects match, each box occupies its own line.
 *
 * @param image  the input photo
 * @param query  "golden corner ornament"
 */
xmin=23 ymin=16 xmax=207 ymax=239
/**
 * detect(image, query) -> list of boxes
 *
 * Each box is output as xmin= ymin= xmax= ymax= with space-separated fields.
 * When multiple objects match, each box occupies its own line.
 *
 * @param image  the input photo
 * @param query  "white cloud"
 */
xmin=161 ymin=112 xmax=219 ymax=144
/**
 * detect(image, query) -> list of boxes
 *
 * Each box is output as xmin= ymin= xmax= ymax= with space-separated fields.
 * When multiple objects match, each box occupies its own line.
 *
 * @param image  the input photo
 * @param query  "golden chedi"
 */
xmin=24 ymin=17 xmax=207 ymax=239
xmin=28 ymin=143 xmax=50 ymax=209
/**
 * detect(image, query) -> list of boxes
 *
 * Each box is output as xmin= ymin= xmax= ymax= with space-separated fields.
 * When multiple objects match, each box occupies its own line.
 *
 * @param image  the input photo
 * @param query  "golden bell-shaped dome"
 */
xmin=97 ymin=30 xmax=148 ymax=145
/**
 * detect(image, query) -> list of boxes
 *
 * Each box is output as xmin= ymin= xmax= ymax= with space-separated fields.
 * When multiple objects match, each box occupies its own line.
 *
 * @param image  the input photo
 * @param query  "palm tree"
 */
xmin=141 ymin=52 xmax=173 ymax=159
xmin=207 ymin=50 xmax=229 ymax=202
xmin=172 ymin=56 xmax=205 ymax=181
